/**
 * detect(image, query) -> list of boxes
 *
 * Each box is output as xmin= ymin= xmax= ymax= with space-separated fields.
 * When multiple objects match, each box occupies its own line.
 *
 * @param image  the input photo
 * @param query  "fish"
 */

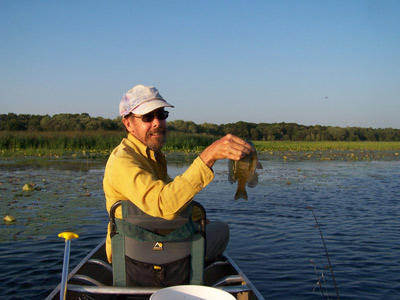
xmin=228 ymin=142 xmax=262 ymax=200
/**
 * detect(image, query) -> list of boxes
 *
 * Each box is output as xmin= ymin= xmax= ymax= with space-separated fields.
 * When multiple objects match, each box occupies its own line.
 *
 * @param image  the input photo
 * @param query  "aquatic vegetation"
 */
xmin=0 ymin=160 xmax=107 ymax=243
xmin=0 ymin=131 xmax=219 ymax=156
xmin=0 ymin=131 xmax=124 ymax=156
xmin=3 ymin=215 xmax=16 ymax=223
xmin=1 ymin=131 xmax=399 ymax=164
xmin=164 ymin=132 xmax=217 ymax=152
xmin=22 ymin=183 xmax=36 ymax=191
xmin=253 ymin=140 xmax=400 ymax=151
xmin=253 ymin=141 xmax=400 ymax=162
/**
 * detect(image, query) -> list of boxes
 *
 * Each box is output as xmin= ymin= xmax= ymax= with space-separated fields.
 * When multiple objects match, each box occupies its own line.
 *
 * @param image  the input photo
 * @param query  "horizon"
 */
xmin=1 ymin=1 xmax=400 ymax=129
xmin=2 ymin=111 xmax=400 ymax=130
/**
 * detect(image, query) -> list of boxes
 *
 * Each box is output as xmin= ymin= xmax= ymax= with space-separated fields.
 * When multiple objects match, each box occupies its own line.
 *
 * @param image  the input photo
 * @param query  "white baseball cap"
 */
xmin=119 ymin=84 xmax=174 ymax=117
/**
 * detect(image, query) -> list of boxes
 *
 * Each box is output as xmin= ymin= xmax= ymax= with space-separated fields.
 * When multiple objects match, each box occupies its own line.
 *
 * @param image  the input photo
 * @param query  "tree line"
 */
xmin=1 ymin=113 xmax=400 ymax=142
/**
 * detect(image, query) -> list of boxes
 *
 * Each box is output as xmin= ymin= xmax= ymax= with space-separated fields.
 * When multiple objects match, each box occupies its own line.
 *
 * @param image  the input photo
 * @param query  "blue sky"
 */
xmin=1 ymin=0 xmax=400 ymax=129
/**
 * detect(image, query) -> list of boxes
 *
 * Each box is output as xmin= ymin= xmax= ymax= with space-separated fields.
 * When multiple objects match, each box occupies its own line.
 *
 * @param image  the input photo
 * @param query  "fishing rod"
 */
xmin=307 ymin=206 xmax=340 ymax=300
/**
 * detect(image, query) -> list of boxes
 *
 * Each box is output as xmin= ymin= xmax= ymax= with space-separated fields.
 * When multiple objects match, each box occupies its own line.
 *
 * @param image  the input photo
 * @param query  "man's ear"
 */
xmin=122 ymin=117 xmax=134 ymax=133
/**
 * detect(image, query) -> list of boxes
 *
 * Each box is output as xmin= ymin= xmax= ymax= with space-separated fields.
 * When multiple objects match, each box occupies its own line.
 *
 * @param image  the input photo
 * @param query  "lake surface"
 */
xmin=1 ymin=152 xmax=400 ymax=300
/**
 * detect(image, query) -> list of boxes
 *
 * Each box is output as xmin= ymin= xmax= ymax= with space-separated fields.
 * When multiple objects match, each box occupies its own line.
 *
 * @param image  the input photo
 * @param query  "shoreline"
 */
xmin=1 ymin=148 xmax=399 ymax=162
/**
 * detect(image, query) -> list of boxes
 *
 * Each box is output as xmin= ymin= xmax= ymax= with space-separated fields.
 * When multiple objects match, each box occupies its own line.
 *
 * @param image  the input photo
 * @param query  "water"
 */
xmin=1 ymin=153 xmax=400 ymax=300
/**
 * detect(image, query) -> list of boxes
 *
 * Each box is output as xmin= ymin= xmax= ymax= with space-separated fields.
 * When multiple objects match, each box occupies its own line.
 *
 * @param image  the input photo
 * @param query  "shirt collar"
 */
xmin=127 ymin=133 xmax=162 ymax=161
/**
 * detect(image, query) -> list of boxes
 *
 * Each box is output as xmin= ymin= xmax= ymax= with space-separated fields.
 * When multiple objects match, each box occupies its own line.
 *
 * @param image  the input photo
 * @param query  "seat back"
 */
xmin=109 ymin=200 xmax=206 ymax=287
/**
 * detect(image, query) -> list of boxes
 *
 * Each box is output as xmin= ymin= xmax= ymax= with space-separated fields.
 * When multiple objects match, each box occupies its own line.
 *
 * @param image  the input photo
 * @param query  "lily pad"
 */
xmin=22 ymin=183 xmax=35 ymax=191
xmin=3 ymin=215 xmax=16 ymax=222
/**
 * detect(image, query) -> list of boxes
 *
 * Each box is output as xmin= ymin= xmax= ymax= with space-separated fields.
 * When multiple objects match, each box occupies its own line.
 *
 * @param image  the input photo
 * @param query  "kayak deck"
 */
xmin=46 ymin=239 xmax=265 ymax=300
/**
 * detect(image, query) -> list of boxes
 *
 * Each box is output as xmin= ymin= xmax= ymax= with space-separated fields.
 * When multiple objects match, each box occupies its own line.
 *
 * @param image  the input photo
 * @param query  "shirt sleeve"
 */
xmin=105 ymin=155 xmax=214 ymax=220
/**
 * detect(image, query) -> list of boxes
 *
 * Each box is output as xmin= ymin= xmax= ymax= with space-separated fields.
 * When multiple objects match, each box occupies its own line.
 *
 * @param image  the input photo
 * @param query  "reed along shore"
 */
xmin=1 ymin=131 xmax=399 ymax=159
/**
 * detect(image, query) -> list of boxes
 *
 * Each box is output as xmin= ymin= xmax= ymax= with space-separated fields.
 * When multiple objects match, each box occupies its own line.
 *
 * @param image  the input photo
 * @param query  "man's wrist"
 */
xmin=199 ymin=152 xmax=215 ymax=169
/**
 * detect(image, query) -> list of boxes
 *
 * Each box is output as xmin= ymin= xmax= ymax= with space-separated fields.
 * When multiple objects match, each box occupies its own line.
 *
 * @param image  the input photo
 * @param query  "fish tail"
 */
xmin=234 ymin=188 xmax=248 ymax=200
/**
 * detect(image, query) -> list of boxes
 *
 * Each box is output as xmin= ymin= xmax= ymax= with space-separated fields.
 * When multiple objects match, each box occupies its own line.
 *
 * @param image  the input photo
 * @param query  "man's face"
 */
xmin=123 ymin=108 xmax=168 ymax=151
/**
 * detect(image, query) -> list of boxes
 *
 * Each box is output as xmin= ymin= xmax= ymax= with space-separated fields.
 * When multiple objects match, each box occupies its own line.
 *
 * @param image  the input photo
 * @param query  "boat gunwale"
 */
xmin=45 ymin=239 xmax=266 ymax=300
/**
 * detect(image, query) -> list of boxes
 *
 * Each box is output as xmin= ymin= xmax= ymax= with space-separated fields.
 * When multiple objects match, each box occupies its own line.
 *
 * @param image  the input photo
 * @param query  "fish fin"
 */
xmin=234 ymin=188 xmax=248 ymax=200
xmin=228 ymin=160 xmax=236 ymax=184
xmin=256 ymin=160 xmax=263 ymax=169
xmin=247 ymin=174 xmax=258 ymax=188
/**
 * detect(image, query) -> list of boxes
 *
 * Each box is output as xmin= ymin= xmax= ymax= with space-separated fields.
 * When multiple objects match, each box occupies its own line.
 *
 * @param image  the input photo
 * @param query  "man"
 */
xmin=103 ymin=84 xmax=253 ymax=264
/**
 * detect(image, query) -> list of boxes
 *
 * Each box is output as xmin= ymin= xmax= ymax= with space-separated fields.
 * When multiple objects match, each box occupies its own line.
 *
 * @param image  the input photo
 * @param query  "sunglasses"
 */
xmin=130 ymin=111 xmax=169 ymax=122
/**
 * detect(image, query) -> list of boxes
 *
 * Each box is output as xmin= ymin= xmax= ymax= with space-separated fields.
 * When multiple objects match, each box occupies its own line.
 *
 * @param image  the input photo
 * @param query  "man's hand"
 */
xmin=199 ymin=134 xmax=254 ymax=168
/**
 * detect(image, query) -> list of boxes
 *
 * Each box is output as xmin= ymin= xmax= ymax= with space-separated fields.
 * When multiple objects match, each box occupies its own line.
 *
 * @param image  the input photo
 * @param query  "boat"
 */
xmin=46 ymin=239 xmax=266 ymax=300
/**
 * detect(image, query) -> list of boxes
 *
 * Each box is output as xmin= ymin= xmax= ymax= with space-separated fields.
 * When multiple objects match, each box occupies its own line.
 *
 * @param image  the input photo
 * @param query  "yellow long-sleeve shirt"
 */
xmin=103 ymin=133 xmax=214 ymax=262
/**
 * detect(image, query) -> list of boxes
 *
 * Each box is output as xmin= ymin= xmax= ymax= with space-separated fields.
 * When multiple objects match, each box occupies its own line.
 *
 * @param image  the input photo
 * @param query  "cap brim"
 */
xmin=131 ymin=99 xmax=174 ymax=115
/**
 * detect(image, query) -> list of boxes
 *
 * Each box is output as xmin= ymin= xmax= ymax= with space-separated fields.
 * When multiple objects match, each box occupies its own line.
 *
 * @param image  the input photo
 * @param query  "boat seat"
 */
xmin=204 ymin=260 xmax=230 ymax=271
xmin=70 ymin=258 xmax=113 ymax=287
xmin=71 ymin=274 xmax=106 ymax=287
xmin=213 ymin=275 xmax=245 ymax=287
xmin=87 ymin=258 xmax=113 ymax=273
xmin=109 ymin=200 xmax=206 ymax=287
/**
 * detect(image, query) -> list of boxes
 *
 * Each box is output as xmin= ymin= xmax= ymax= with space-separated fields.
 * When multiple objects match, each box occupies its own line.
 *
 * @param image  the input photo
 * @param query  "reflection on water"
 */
xmin=1 ymin=154 xmax=400 ymax=300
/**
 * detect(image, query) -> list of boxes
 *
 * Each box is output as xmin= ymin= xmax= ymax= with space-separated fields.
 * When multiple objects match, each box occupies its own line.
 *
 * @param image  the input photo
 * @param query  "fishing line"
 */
xmin=307 ymin=206 xmax=340 ymax=300
xmin=310 ymin=231 xmax=330 ymax=299
xmin=310 ymin=259 xmax=328 ymax=299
